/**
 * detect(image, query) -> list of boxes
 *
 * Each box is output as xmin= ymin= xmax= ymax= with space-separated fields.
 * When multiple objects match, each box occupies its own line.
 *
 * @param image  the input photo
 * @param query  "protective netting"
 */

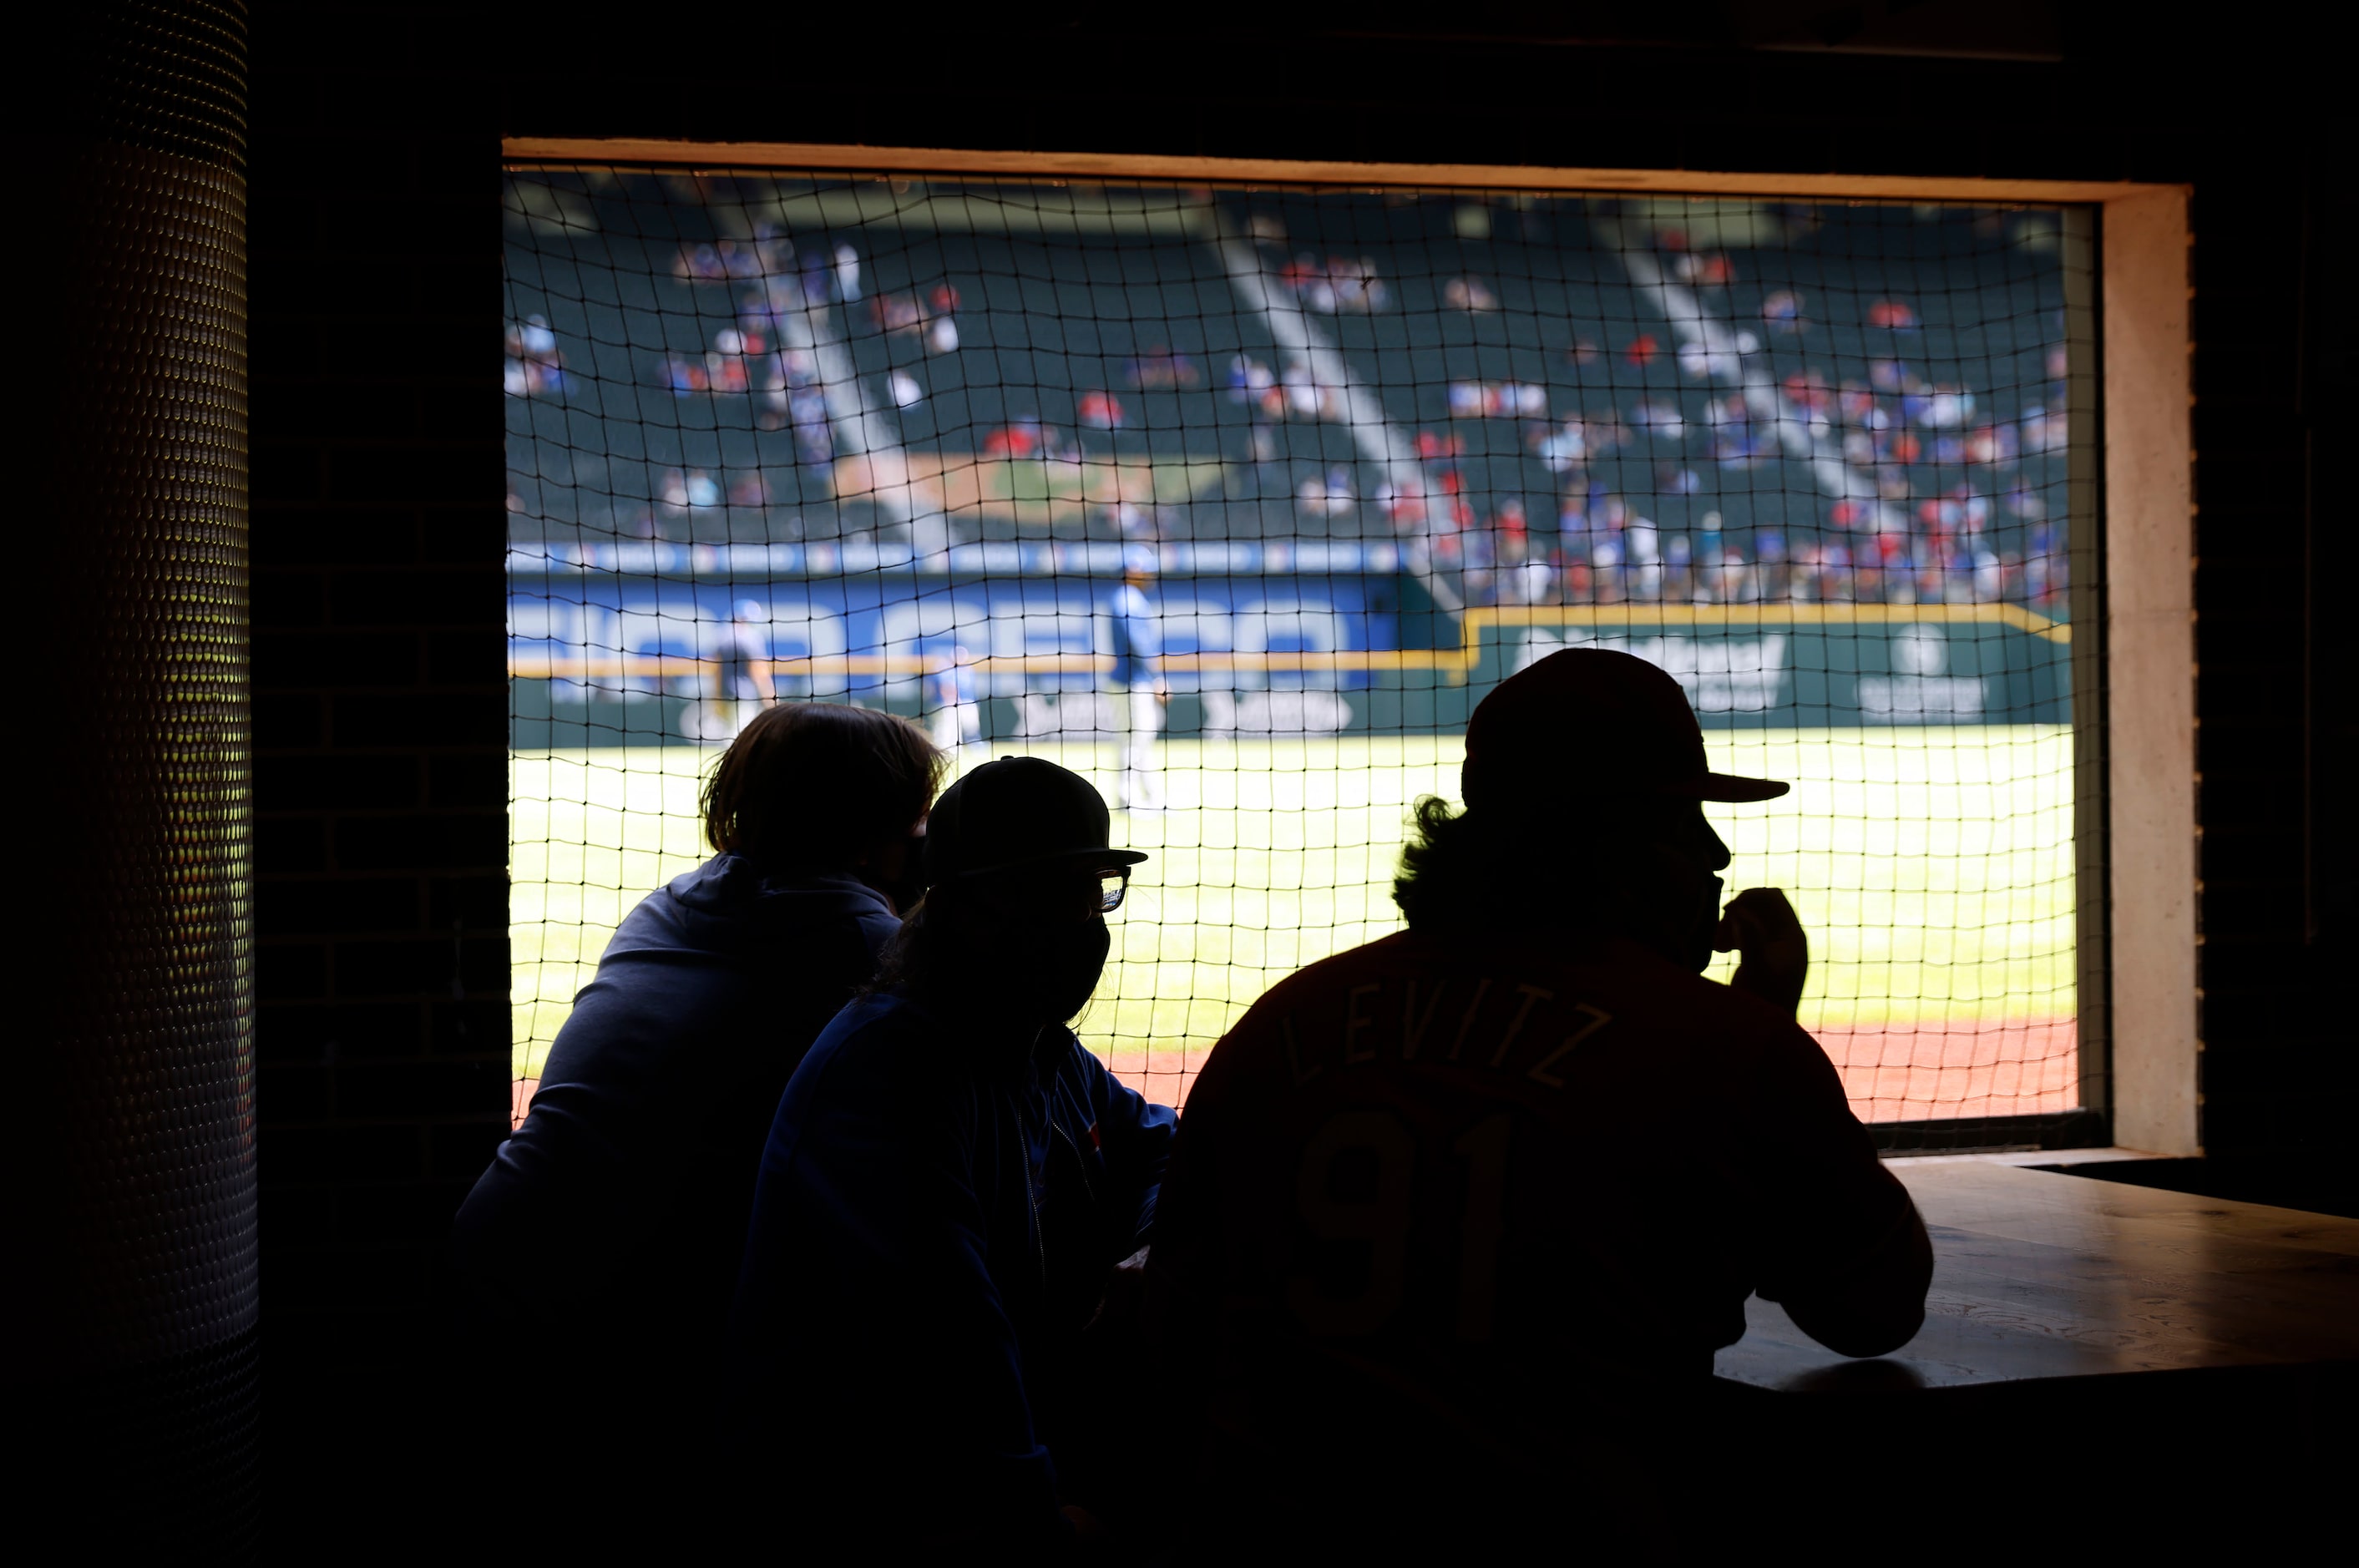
xmin=505 ymin=165 xmax=2097 ymax=1133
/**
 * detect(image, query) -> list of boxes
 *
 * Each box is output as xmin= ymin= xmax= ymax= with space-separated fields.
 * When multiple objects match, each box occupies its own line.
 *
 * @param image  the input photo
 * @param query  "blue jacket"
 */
xmin=453 ymin=856 xmax=899 ymax=1372
xmin=731 ymin=990 xmax=1177 ymax=1539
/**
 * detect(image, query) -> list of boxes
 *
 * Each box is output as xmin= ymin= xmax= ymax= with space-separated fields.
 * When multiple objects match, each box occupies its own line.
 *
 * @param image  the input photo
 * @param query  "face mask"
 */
xmin=951 ymin=908 xmax=1111 ymax=1029
xmin=1029 ymin=918 xmax=1111 ymax=1024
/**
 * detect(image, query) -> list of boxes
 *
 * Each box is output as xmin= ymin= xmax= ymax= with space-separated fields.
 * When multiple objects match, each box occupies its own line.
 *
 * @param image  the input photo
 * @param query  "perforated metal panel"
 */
xmin=17 ymin=2 xmax=255 ymax=1556
xmin=44 ymin=134 xmax=256 ymax=1372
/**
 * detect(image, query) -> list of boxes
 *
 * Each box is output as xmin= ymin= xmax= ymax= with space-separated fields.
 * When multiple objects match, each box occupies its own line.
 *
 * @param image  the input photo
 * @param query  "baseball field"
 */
xmin=512 ymin=726 xmax=2079 ymax=1124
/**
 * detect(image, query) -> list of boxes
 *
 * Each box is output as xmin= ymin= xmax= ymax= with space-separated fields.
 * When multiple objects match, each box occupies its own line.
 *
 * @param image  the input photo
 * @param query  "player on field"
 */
xmin=698 ymin=599 xmax=777 ymax=740
xmin=730 ymin=756 xmax=1177 ymax=1550
xmin=450 ymin=702 xmax=939 ymax=1547
xmin=1106 ymin=545 xmax=1167 ymax=811
xmin=1142 ymin=649 xmax=1932 ymax=1555
xmin=924 ymin=640 xmax=984 ymax=759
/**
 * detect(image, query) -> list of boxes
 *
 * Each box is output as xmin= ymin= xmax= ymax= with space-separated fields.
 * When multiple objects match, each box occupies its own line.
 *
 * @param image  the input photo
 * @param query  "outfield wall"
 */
xmin=509 ymin=568 xmax=2070 ymax=746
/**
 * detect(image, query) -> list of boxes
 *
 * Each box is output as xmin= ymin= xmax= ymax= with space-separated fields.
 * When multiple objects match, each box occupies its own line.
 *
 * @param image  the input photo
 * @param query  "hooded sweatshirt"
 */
xmin=452 ymin=854 xmax=899 ymax=1375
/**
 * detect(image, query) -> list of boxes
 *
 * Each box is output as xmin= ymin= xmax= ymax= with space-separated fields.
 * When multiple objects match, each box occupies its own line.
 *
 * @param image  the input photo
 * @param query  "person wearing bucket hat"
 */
xmin=1142 ymin=649 xmax=1931 ymax=1556
xmin=731 ymin=757 xmax=1174 ymax=1551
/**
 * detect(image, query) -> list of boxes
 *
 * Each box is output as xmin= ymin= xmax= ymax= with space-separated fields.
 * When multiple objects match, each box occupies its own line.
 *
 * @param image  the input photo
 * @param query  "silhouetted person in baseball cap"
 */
xmin=730 ymin=757 xmax=1175 ymax=1554
xmin=1144 ymin=650 xmax=1932 ymax=1559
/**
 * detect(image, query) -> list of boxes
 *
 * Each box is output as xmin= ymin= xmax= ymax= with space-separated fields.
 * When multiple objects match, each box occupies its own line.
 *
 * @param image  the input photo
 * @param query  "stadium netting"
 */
xmin=504 ymin=162 xmax=2102 ymax=1146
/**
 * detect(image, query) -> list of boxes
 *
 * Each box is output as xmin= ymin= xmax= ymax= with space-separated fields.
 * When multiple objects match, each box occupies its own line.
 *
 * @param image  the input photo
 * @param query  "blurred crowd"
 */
xmin=503 ymin=315 xmax=568 ymax=397
xmin=516 ymin=224 xmax=2078 ymax=614
xmin=1436 ymin=498 xmax=2068 ymax=613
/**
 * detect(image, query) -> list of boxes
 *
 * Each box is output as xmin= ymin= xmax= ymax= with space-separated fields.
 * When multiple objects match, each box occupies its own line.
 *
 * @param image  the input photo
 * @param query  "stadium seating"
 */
xmin=504 ymin=183 xmax=2072 ymax=619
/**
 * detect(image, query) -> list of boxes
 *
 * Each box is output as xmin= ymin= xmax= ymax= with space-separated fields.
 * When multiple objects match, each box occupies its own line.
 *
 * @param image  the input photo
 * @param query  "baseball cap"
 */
xmin=923 ymin=756 xmax=1150 ymax=885
xmin=1460 ymin=648 xmax=1789 ymax=809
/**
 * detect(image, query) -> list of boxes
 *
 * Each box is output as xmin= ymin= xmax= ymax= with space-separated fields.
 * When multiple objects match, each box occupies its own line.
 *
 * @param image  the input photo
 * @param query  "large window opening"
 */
xmin=504 ymin=154 xmax=2112 ymax=1147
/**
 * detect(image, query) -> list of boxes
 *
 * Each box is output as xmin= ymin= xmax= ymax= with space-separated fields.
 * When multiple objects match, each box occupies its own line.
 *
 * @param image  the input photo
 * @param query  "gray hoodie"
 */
xmin=452 ymin=853 xmax=898 ymax=1373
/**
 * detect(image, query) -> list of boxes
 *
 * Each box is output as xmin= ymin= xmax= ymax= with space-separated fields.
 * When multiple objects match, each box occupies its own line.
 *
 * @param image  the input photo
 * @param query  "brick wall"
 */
xmin=250 ymin=8 xmax=2349 ymax=1388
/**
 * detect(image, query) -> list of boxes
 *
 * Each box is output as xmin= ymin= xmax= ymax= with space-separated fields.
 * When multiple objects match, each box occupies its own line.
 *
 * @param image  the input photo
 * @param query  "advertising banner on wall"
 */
xmin=509 ymin=569 xmax=2068 ymax=746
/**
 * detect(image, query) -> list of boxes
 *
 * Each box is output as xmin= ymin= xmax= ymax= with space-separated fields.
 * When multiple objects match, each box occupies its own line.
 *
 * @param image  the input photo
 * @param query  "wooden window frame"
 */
xmin=502 ymin=140 xmax=2198 ymax=1153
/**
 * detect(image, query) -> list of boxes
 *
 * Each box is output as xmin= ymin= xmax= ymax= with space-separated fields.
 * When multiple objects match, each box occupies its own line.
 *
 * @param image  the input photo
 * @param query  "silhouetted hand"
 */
xmin=1717 ymin=887 xmax=1808 ymax=1019
xmin=1086 ymin=1246 xmax=1151 ymax=1333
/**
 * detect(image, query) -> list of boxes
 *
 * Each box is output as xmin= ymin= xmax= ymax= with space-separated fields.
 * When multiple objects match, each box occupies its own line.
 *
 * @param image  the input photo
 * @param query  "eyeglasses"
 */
xmin=969 ymin=866 xmax=1131 ymax=921
xmin=1092 ymin=868 xmax=1131 ymax=915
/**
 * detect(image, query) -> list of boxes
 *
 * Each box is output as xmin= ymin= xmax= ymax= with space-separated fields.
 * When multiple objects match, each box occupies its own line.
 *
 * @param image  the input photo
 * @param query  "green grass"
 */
xmin=511 ymin=727 xmax=2077 ymax=1081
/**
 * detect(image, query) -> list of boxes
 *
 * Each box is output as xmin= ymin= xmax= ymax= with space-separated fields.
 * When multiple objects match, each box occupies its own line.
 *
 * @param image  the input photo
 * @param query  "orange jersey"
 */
xmin=1146 ymin=925 xmax=1916 ymax=1452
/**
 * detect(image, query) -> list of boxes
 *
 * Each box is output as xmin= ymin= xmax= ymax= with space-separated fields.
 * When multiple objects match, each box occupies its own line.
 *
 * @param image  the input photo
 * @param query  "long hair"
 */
xmin=1394 ymin=795 xmax=1641 ymax=933
xmin=862 ymin=883 xmax=950 ymax=999
xmin=1392 ymin=796 xmax=1522 ymax=932
xmin=701 ymin=701 xmax=945 ymax=873
xmin=1395 ymin=794 xmax=1706 ymax=938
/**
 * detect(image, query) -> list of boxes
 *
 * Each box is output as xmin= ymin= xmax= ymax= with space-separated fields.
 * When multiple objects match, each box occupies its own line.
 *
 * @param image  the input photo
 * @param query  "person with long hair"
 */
xmin=449 ymin=702 xmax=941 ymax=1537
xmin=1142 ymin=650 xmax=1932 ymax=1557
xmin=730 ymin=756 xmax=1177 ymax=1550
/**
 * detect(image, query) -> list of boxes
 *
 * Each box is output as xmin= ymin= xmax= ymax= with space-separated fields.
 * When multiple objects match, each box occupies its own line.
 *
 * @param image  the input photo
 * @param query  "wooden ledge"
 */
xmin=1717 ymin=1161 xmax=2359 ymax=1393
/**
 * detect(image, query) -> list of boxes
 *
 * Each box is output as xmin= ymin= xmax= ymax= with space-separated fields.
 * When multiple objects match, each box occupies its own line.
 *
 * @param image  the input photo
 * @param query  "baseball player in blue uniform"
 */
xmin=925 ymin=640 xmax=984 ymax=759
xmin=1106 ymin=547 xmax=1167 ymax=811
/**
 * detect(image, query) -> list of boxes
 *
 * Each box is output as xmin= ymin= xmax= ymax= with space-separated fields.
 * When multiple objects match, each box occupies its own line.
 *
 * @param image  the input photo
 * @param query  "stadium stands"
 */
xmin=504 ymin=180 xmax=2074 ymax=623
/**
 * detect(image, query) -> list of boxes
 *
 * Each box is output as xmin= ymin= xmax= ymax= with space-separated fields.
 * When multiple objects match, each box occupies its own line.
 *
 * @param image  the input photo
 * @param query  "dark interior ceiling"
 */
xmin=1324 ymin=2 xmax=2065 ymax=60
